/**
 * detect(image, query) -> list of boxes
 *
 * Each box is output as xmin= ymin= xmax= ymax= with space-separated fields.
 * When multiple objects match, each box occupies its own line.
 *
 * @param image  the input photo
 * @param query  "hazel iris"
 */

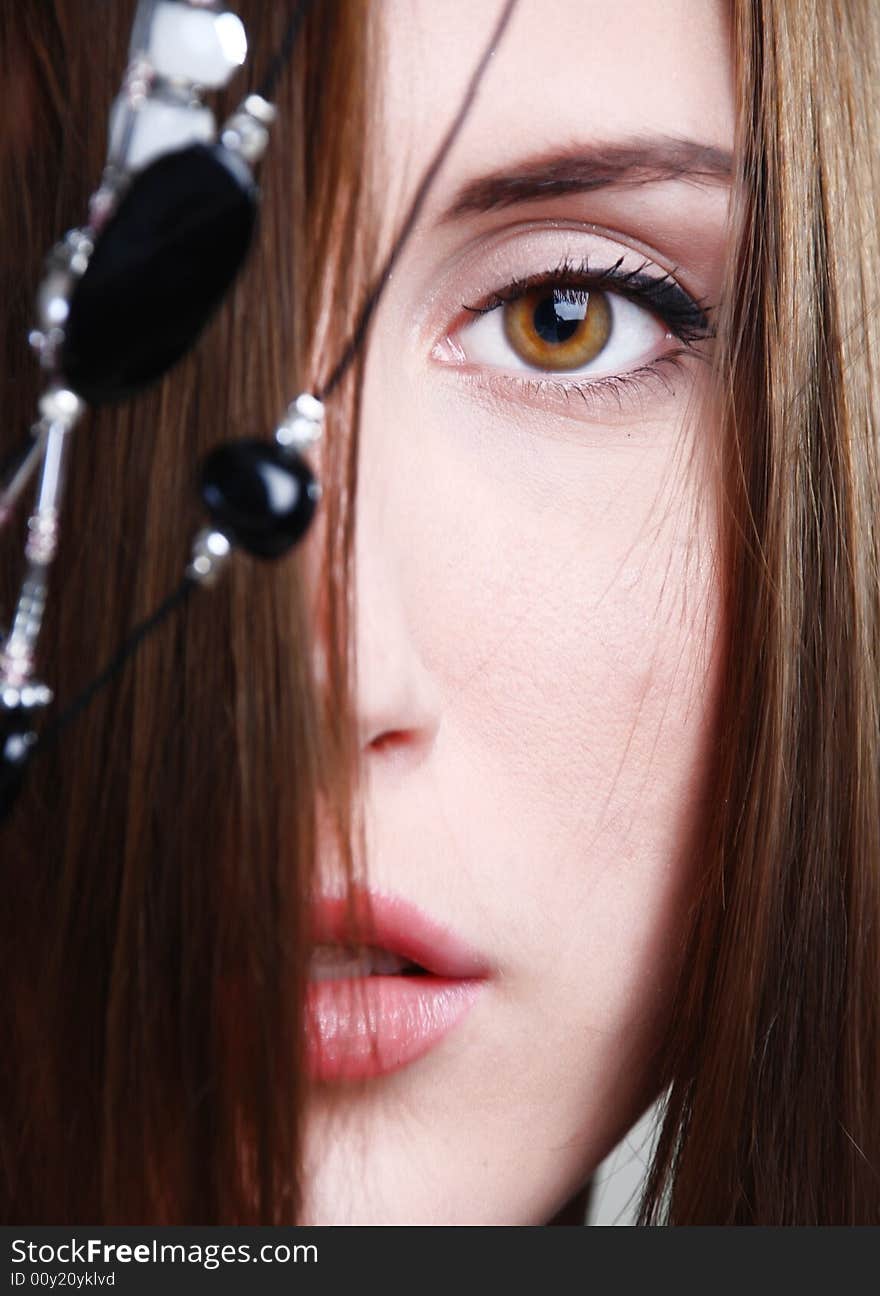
xmin=504 ymin=287 xmax=612 ymax=371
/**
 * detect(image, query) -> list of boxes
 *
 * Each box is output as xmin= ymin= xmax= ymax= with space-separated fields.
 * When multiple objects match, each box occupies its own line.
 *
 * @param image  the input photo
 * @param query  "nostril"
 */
xmin=368 ymin=730 xmax=410 ymax=756
xmin=365 ymin=728 xmax=433 ymax=772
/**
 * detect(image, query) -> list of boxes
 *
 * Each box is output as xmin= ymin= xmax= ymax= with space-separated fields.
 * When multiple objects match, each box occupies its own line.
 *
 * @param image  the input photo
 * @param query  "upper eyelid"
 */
xmin=458 ymin=256 xmax=715 ymax=345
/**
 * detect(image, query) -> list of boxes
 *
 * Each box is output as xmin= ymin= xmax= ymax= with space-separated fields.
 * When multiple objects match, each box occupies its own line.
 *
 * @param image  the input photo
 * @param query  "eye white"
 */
xmin=457 ymin=290 xmax=666 ymax=377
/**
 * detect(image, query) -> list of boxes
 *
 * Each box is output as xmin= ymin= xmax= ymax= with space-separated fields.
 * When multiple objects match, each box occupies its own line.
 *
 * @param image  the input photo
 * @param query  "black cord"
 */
xmin=256 ymin=0 xmax=317 ymax=103
xmin=12 ymin=0 xmax=521 ymax=789
xmin=317 ymin=0 xmax=519 ymax=402
xmin=29 ymin=576 xmax=197 ymax=758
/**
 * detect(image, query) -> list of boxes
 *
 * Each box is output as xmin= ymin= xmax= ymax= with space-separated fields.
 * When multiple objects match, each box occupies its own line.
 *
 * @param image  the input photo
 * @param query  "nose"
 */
xmin=299 ymin=376 xmax=443 ymax=771
xmin=353 ymin=480 xmax=442 ymax=764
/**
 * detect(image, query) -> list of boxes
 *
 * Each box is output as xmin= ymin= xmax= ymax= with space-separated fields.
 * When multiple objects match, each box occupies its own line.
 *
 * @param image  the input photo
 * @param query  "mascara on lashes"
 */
xmin=462 ymin=254 xmax=714 ymax=346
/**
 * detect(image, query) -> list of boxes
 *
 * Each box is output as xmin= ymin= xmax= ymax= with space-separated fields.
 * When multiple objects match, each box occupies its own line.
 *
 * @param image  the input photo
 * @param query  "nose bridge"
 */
xmin=351 ymin=428 xmax=442 ymax=753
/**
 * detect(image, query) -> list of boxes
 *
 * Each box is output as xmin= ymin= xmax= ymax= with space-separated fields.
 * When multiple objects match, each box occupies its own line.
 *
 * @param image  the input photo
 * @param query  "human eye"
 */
xmin=435 ymin=253 xmax=715 ymax=419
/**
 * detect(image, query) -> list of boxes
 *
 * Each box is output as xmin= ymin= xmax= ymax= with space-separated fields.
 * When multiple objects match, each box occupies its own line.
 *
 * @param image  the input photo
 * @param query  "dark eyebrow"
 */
xmin=439 ymin=137 xmax=733 ymax=222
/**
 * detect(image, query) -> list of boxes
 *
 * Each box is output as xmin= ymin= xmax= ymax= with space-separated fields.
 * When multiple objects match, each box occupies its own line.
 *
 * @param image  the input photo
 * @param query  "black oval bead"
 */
xmin=200 ymin=440 xmax=320 ymax=558
xmin=61 ymin=143 xmax=258 ymax=406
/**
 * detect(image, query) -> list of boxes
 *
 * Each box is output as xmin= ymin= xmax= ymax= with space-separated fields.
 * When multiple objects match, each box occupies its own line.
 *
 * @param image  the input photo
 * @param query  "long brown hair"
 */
xmin=638 ymin=0 xmax=880 ymax=1224
xmin=0 ymin=0 xmax=369 ymax=1222
xmin=1 ymin=0 xmax=879 ymax=1226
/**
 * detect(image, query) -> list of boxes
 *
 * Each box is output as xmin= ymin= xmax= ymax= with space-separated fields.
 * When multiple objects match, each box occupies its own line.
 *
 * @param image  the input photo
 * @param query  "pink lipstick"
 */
xmin=306 ymin=889 xmax=488 ymax=1082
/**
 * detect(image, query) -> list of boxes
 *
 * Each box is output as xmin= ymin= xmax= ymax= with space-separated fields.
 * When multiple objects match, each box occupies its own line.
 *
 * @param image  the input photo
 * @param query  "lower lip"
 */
xmin=306 ymin=975 xmax=484 ymax=1081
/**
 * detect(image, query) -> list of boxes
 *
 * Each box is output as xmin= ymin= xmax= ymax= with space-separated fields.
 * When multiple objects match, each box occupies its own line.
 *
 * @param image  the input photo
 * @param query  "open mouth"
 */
xmin=307 ymin=888 xmax=490 ymax=979
xmin=305 ymin=890 xmax=489 ymax=1082
xmin=308 ymin=944 xmax=430 ymax=980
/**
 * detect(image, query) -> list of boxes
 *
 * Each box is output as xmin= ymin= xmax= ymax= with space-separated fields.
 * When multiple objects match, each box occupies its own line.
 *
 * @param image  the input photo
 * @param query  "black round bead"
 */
xmin=200 ymin=440 xmax=320 ymax=558
xmin=61 ymin=143 xmax=258 ymax=406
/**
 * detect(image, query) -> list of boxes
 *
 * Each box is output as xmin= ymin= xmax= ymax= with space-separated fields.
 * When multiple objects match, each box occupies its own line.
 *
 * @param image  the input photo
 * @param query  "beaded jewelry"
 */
xmin=0 ymin=0 xmax=520 ymax=820
xmin=0 ymin=0 xmax=322 ymax=816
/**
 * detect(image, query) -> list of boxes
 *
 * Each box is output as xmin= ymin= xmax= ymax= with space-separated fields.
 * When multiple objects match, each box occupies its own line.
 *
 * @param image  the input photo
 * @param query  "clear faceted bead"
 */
xmin=139 ymin=1 xmax=247 ymax=89
xmin=108 ymin=91 xmax=216 ymax=171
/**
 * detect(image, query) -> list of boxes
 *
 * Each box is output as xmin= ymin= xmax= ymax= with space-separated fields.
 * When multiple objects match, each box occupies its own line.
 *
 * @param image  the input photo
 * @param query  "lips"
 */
xmin=305 ymin=888 xmax=489 ymax=1082
xmin=308 ymin=889 xmax=489 ymax=978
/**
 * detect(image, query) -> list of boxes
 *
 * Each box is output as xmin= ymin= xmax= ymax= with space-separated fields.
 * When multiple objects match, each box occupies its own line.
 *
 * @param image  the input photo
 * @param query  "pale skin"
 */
xmin=300 ymin=0 xmax=733 ymax=1224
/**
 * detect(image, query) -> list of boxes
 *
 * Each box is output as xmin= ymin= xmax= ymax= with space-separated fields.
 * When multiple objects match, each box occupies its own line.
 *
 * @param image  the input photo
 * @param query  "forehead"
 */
xmin=376 ymin=0 xmax=734 ymax=204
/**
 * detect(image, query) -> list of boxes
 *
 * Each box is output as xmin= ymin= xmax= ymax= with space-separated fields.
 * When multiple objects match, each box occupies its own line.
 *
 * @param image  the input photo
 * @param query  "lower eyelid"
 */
xmin=433 ymin=351 xmax=697 ymax=427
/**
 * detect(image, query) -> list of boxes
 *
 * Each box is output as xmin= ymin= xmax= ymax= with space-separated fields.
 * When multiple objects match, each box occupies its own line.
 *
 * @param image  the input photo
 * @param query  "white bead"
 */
xmin=205 ymin=530 xmax=231 ymax=558
xmin=221 ymin=114 xmax=268 ymax=165
xmin=62 ymin=228 xmax=94 ymax=275
xmin=145 ymin=3 xmax=247 ymax=89
xmin=3 ymin=734 xmax=33 ymax=762
xmin=275 ymin=393 xmax=325 ymax=452
xmin=292 ymin=393 xmax=325 ymax=423
xmin=38 ymin=387 xmax=85 ymax=426
xmin=18 ymin=683 xmax=52 ymax=708
xmin=109 ymin=92 xmax=216 ymax=171
xmin=187 ymin=527 xmax=233 ymax=587
xmin=242 ymin=95 xmax=276 ymax=126
xmin=37 ymin=270 xmax=73 ymax=330
xmin=275 ymin=417 xmax=322 ymax=452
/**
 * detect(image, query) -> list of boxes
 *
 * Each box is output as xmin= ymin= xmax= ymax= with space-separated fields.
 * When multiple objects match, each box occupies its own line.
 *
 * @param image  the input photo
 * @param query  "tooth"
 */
xmin=308 ymin=944 xmax=374 ymax=981
xmin=307 ymin=944 xmax=416 ymax=980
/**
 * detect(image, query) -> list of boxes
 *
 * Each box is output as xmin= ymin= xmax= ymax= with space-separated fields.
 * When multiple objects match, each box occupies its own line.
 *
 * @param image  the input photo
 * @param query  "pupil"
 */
xmin=533 ymin=292 xmax=585 ymax=345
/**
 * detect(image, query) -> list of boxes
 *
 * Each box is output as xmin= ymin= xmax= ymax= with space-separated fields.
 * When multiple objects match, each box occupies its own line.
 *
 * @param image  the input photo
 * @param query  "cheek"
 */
xmin=382 ymin=382 xmax=721 ymax=835
xmin=369 ymin=372 xmax=722 ymax=1003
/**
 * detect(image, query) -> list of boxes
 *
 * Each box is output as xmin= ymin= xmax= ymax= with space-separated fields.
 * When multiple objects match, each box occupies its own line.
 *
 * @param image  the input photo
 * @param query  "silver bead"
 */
xmin=186 ymin=527 xmax=232 ymax=587
xmin=0 ymin=639 xmax=33 ymax=689
xmin=61 ymin=228 xmax=95 ymax=277
xmin=36 ymin=269 xmax=73 ymax=331
xmin=38 ymin=387 xmax=85 ymax=428
xmin=87 ymin=184 xmax=120 ymax=232
xmin=25 ymin=510 xmax=60 ymax=566
xmin=220 ymin=94 xmax=276 ymax=165
xmin=275 ymin=393 xmax=325 ymax=453
xmin=122 ymin=56 xmax=155 ymax=108
xmin=220 ymin=118 xmax=267 ymax=165
xmin=2 ymin=732 xmax=37 ymax=764
xmin=241 ymin=94 xmax=276 ymax=126
xmin=1 ymin=686 xmax=21 ymax=710
xmin=6 ymin=683 xmax=53 ymax=711
xmin=292 ymin=393 xmax=324 ymax=423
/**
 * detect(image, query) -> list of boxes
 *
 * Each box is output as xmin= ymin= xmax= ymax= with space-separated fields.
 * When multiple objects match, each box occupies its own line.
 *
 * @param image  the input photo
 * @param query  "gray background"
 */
xmin=584 ymin=1099 xmax=662 ymax=1225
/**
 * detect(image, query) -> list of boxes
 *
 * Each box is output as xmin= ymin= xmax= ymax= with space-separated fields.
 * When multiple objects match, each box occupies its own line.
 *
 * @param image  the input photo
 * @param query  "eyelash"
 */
xmin=458 ymin=254 xmax=716 ymax=415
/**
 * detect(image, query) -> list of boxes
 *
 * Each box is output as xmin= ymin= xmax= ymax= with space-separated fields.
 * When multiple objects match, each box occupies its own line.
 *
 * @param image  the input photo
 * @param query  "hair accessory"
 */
xmin=198 ymin=394 xmax=324 ymax=562
xmin=0 ymin=0 xmax=317 ymax=816
xmin=0 ymin=0 xmax=520 ymax=821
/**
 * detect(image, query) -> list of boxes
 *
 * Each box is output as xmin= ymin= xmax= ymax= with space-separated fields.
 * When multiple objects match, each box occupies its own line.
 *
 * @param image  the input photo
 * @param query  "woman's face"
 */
xmin=302 ymin=0 xmax=732 ymax=1224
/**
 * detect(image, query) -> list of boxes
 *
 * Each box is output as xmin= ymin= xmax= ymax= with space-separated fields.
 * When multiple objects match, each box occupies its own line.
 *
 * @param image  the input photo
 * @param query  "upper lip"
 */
xmin=309 ymin=887 xmax=490 ymax=980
